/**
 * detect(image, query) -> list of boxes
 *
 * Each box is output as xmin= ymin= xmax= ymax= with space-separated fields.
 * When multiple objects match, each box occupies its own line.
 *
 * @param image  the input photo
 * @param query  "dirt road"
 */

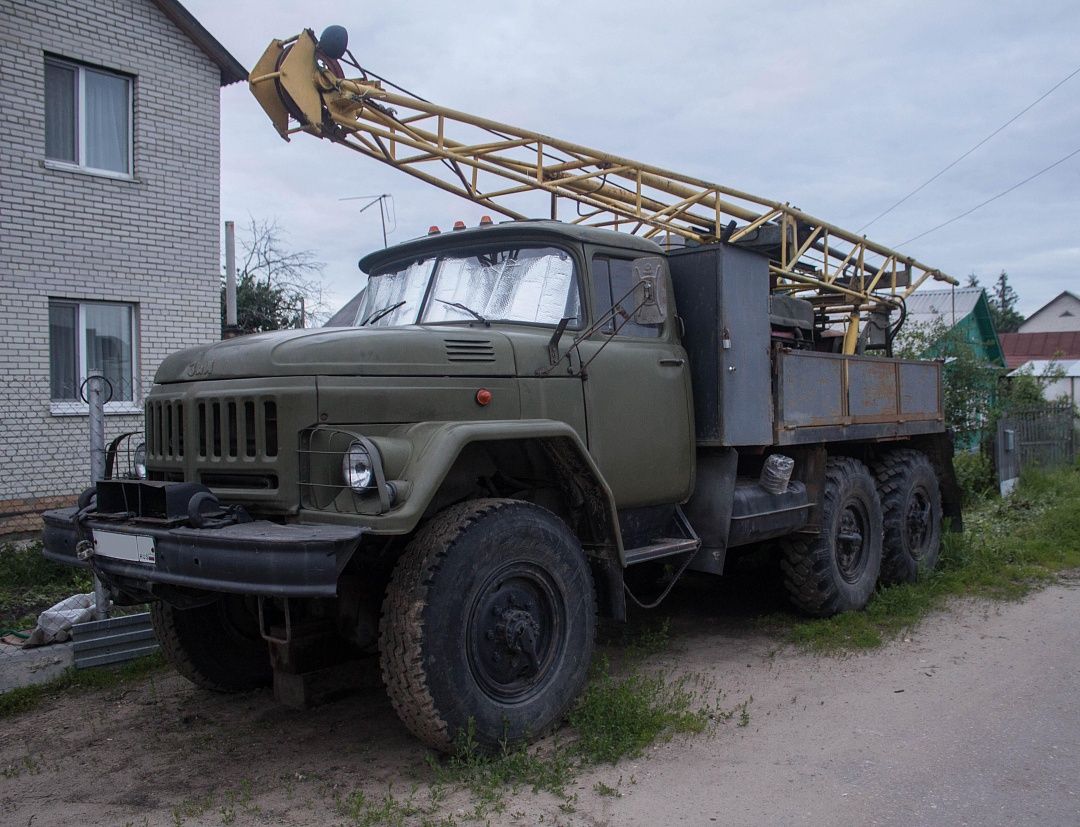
xmin=2 ymin=575 xmax=1077 ymax=827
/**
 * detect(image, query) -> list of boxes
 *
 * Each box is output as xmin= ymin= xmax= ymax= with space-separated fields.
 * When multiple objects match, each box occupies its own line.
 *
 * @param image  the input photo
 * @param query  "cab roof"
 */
xmin=358 ymin=219 xmax=665 ymax=274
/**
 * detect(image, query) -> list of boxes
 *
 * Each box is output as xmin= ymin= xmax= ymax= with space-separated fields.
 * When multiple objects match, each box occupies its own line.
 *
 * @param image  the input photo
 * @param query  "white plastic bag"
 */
xmin=23 ymin=593 xmax=96 ymax=647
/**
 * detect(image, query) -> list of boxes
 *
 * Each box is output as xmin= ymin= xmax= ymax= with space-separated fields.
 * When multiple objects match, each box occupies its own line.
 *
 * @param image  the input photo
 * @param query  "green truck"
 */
xmin=42 ymin=26 xmax=961 ymax=753
xmin=43 ymin=218 xmax=960 ymax=751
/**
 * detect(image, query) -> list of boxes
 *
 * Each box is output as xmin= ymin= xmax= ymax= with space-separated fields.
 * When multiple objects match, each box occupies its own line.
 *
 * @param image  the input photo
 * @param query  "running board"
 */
xmin=623 ymin=537 xmax=701 ymax=566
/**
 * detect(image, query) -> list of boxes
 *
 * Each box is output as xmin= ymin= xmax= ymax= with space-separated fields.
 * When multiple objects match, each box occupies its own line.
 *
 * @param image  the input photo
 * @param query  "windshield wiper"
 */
xmin=435 ymin=299 xmax=489 ymax=325
xmin=360 ymin=300 xmax=406 ymax=326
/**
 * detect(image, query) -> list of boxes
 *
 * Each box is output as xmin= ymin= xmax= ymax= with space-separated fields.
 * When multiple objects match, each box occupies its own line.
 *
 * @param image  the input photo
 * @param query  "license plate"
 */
xmin=93 ymin=530 xmax=156 ymax=565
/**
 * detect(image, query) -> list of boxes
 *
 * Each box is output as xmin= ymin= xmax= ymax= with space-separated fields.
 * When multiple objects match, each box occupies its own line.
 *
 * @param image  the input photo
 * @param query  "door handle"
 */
xmin=659 ymin=357 xmax=685 ymax=367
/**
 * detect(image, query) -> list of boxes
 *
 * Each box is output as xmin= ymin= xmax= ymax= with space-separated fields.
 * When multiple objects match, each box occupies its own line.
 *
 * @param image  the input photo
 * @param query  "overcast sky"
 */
xmin=184 ymin=0 xmax=1080 ymax=319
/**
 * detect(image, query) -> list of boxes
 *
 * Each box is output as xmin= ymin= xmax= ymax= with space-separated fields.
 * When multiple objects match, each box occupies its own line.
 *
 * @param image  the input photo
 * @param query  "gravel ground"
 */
xmin=1 ymin=573 xmax=1077 ymax=827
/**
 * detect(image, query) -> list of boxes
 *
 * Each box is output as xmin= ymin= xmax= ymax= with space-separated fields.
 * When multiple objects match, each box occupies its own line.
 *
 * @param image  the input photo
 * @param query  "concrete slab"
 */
xmin=0 ymin=640 xmax=74 ymax=692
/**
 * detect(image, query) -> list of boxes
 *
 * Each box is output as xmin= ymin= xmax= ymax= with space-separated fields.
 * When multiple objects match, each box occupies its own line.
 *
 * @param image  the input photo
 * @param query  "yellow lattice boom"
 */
xmin=250 ymin=28 xmax=957 ymax=344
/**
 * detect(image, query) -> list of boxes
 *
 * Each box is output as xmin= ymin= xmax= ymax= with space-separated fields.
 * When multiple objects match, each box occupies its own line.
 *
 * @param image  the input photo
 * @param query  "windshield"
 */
xmin=353 ymin=245 xmax=581 ymax=328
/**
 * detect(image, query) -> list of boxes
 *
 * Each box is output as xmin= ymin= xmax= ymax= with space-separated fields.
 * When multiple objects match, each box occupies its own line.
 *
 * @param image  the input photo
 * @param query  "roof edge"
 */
xmin=150 ymin=0 xmax=247 ymax=85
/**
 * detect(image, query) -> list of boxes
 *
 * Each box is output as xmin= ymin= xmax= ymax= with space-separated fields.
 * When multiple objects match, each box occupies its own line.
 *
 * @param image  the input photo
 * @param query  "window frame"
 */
xmin=589 ymin=254 xmax=664 ymax=339
xmin=48 ymin=299 xmax=141 ymax=416
xmin=43 ymin=55 xmax=134 ymax=179
xmin=360 ymin=242 xmax=587 ymax=331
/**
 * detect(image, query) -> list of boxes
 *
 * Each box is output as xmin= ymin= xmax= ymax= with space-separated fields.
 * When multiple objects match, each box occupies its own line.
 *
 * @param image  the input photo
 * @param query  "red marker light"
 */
xmin=475 ymin=388 xmax=492 ymax=406
xmin=428 ymin=225 xmax=441 ymax=235
xmin=453 ymin=220 xmax=466 ymax=231
xmin=479 ymin=215 xmax=493 ymax=225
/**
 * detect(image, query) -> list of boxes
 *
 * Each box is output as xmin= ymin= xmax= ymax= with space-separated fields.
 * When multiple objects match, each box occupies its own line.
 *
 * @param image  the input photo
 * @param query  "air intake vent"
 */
xmin=444 ymin=338 xmax=496 ymax=362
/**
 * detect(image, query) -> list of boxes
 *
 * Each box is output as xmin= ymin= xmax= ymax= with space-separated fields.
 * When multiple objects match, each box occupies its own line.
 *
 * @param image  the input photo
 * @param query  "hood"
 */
xmin=154 ymin=326 xmax=516 ymax=383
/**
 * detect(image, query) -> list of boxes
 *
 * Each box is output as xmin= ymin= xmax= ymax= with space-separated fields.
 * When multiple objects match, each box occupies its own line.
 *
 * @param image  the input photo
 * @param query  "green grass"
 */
xmin=786 ymin=464 xmax=1080 ymax=652
xmin=0 ymin=652 xmax=166 ymax=719
xmin=407 ymin=627 xmax=735 ymax=823
xmin=0 ymin=540 xmax=92 ymax=632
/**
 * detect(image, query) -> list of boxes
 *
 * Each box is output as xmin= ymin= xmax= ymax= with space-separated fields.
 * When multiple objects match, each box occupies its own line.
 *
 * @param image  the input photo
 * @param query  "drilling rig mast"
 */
xmin=250 ymin=27 xmax=957 ymax=351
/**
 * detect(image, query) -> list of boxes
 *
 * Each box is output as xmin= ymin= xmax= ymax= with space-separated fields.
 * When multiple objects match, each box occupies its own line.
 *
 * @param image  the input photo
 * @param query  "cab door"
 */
xmin=575 ymin=253 xmax=694 ymax=508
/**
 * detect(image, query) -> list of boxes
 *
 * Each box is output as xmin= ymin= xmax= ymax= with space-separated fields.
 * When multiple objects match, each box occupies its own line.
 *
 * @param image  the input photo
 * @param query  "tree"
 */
xmin=221 ymin=218 xmax=326 ymax=334
xmin=896 ymin=317 xmax=999 ymax=444
xmin=967 ymin=270 xmax=1024 ymax=333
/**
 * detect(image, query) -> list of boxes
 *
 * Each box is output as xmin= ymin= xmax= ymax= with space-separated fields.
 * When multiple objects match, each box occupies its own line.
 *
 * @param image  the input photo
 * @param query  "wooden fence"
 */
xmin=995 ymin=401 xmax=1077 ymax=494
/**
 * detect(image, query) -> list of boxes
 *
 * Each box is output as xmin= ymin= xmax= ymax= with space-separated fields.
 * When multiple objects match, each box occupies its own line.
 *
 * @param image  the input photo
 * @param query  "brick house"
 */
xmin=0 ymin=0 xmax=245 ymax=535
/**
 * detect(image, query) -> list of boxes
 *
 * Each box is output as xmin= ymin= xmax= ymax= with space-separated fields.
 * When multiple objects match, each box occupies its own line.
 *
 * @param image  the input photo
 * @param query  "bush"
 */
xmin=953 ymin=450 xmax=996 ymax=504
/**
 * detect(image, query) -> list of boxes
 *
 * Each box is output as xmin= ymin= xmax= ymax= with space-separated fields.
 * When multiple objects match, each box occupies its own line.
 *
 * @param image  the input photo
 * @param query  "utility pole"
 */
xmin=224 ymin=220 xmax=239 ymax=338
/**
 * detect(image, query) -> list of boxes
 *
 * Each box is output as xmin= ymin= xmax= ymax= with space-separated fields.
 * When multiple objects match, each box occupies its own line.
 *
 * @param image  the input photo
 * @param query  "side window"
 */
xmin=591 ymin=256 xmax=662 ymax=338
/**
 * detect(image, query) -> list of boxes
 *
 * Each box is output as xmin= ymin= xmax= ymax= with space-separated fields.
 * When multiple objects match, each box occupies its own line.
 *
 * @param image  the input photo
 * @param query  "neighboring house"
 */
xmin=903 ymin=287 xmax=1006 ymax=367
xmin=0 ymin=0 xmax=245 ymax=535
xmin=1018 ymin=291 xmax=1080 ymax=334
xmin=999 ymin=331 xmax=1080 ymax=370
xmin=1006 ymin=360 xmax=1080 ymax=408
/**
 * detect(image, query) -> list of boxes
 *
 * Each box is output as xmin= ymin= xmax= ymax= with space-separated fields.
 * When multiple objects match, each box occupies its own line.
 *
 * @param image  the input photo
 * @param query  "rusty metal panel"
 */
xmin=777 ymin=350 xmax=844 ymax=427
xmin=776 ymin=351 xmax=944 ymax=443
xmin=899 ymin=362 xmax=940 ymax=417
xmin=848 ymin=359 xmax=898 ymax=420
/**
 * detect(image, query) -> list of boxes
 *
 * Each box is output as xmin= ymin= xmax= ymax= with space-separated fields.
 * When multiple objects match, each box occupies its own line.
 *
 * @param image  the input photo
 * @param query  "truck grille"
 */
xmin=195 ymin=399 xmax=279 ymax=459
xmin=145 ymin=398 xmax=278 ymax=460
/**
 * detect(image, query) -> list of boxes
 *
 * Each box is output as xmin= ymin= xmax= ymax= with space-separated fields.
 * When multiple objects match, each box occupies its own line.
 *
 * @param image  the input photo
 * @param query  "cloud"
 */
xmin=191 ymin=0 xmax=1080 ymax=316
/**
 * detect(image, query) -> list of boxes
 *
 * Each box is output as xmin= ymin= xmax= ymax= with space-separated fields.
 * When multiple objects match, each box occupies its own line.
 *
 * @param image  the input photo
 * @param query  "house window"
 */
xmin=44 ymin=56 xmax=132 ymax=176
xmin=49 ymin=300 xmax=137 ymax=405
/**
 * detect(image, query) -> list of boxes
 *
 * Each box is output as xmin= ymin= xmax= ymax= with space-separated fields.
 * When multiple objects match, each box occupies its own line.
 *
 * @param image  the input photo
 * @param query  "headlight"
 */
xmin=342 ymin=441 xmax=374 ymax=491
xmin=133 ymin=442 xmax=147 ymax=479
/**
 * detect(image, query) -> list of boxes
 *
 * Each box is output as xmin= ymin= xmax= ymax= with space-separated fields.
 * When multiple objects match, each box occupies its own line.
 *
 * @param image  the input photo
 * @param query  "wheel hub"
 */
xmin=468 ymin=566 xmax=562 ymax=702
xmin=904 ymin=489 xmax=932 ymax=558
xmin=836 ymin=505 xmax=869 ymax=584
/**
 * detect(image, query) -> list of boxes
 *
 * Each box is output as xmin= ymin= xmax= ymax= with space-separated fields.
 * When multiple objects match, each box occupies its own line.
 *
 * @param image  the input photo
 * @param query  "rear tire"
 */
xmin=873 ymin=449 xmax=943 ymax=584
xmin=150 ymin=596 xmax=271 ymax=692
xmin=781 ymin=456 xmax=883 ymax=617
xmin=379 ymin=499 xmax=596 ymax=753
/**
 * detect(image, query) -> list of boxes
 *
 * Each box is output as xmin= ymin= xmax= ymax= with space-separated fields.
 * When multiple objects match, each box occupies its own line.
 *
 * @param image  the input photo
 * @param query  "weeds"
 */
xmin=788 ymin=465 xmax=1080 ymax=652
xmin=0 ymin=540 xmax=92 ymax=631
xmin=570 ymin=657 xmax=709 ymax=763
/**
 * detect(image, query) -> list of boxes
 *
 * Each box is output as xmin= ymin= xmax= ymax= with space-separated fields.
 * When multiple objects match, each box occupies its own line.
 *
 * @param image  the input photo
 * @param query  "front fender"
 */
xmin=303 ymin=419 xmax=624 ymax=560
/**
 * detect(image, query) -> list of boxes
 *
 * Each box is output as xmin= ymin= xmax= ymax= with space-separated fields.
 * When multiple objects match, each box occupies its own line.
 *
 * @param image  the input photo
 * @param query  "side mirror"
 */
xmin=632 ymin=257 xmax=668 ymax=325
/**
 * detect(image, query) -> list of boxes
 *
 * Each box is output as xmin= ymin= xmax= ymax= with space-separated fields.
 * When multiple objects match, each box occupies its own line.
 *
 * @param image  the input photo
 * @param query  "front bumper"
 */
xmin=42 ymin=507 xmax=364 ymax=599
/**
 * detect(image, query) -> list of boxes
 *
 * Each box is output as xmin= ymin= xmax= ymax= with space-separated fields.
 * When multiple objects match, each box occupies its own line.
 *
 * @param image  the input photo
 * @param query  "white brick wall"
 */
xmin=0 ymin=0 xmax=222 ymax=504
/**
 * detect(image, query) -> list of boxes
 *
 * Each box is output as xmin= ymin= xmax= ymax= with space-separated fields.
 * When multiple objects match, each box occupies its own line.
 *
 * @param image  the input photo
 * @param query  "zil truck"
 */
xmin=43 ymin=26 xmax=962 ymax=753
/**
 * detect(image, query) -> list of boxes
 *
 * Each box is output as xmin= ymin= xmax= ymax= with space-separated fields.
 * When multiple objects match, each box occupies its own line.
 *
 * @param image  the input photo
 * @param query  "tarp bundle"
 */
xmin=22 ymin=593 xmax=96 ymax=647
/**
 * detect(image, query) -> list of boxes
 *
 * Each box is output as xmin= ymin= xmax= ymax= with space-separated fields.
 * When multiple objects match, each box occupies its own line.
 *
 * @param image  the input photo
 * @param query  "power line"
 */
xmin=858 ymin=63 xmax=1080 ymax=233
xmin=895 ymin=145 xmax=1080 ymax=247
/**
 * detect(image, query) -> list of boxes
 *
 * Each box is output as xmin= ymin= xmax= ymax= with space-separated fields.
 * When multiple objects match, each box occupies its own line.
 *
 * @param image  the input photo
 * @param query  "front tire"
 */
xmin=873 ymin=449 xmax=943 ymax=584
xmin=150 ymin=596 xmax=271 ymax=692
xmin=781 ymin=456 xmax=883 ymax=617
xmin=379 ymin=499 xmax=597 ymax=753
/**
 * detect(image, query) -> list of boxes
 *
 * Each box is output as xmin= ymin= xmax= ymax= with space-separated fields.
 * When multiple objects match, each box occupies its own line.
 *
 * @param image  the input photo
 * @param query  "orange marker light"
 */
xmin=453 ymin=220 xmax=466 ymax=230
xmin=428 ymin=225 xmax=441 ymax=235
xmin=475 ymin=388 xmax=492 ymax=406
xmin=479 ymin=215 xmax=493 ymax=225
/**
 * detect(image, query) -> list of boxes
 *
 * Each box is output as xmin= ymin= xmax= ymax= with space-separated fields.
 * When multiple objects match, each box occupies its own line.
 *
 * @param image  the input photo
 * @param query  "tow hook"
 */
xmin=76 ymin=539 xmax=95 ymax=561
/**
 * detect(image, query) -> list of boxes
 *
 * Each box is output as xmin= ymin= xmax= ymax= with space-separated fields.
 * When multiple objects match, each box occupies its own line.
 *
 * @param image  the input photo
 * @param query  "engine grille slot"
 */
xmin=200 ymin=472 xmax=278 ymax=490
xmin=444 ymin=338 xmax=496 ymax=362
xmin=146 ymin=400 xmax=184 ymax=460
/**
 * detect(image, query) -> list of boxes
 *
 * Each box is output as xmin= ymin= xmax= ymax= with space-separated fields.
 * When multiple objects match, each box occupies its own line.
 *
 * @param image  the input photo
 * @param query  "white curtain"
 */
xmin=85 ymin=69 xmax=129 ymax=173
xmin=85 ymin=304 xmax=133 ymax=400
xmin=44 ymin=61 xmax=77 ymax=163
